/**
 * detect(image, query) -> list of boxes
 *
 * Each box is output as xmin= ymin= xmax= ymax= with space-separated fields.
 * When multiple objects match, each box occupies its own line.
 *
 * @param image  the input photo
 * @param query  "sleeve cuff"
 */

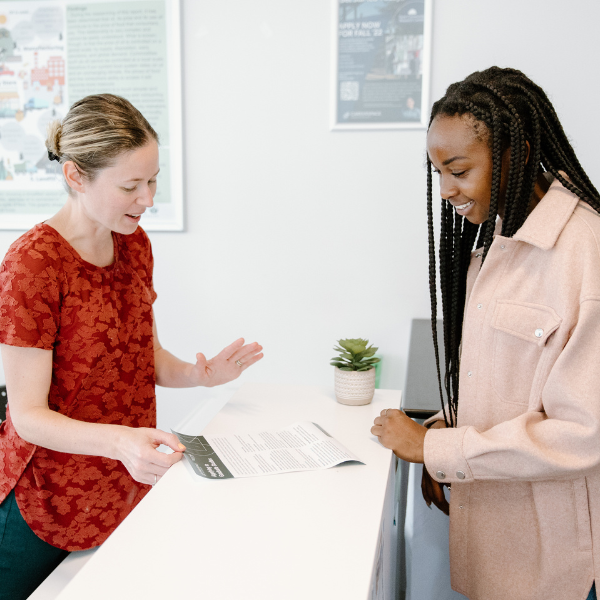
xmin=424 ymin=426 xmax=473 ymax=483
xmin=423 ymin=409 xmax=445 ymax=428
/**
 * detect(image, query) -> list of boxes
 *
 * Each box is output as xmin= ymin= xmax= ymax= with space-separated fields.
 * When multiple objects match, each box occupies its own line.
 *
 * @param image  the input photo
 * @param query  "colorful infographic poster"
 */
xmin=0 ymin=0 xmax=182 ymax=230
xmin=331 ymin=0 xmax=431 ymax=130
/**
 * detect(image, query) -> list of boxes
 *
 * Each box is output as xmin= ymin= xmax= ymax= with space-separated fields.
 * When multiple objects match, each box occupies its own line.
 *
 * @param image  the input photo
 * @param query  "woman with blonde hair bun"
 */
xmin=0 ymin=94 xmax=264 ymax=599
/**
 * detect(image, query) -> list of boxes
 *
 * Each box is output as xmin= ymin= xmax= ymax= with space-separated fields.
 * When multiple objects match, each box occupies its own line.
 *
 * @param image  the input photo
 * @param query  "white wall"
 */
xmin=2 ymin=0 xmax=600 ymax=429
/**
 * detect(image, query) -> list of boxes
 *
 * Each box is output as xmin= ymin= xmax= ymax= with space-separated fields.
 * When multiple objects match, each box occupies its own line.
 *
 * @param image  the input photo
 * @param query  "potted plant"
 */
xmin=330 ymin=338 xmax=380 ymax=405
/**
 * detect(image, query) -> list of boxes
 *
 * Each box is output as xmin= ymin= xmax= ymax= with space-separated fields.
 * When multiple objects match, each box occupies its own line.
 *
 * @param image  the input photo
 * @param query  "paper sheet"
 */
xmin=173 ymin=422 xmax=364 ymax=479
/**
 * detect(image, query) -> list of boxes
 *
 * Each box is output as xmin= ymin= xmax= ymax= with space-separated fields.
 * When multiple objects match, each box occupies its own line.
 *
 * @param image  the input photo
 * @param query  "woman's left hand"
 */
xmin=189 ymin=338 xmax=263 ymax=387
xmin=371 ymin=409 xmax=427 ymax=463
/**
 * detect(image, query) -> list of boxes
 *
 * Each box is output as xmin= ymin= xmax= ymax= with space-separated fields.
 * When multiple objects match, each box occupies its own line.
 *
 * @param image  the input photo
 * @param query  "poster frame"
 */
xmin=330 ymin=0 xmax=433 ymax=131
xmin=0 ymin=0 xmax=184 ymax=232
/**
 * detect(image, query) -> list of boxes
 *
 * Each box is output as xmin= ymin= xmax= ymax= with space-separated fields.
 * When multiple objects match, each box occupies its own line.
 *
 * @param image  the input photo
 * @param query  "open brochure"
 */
xmin=172 ymin=421 xmax=364 ymax=479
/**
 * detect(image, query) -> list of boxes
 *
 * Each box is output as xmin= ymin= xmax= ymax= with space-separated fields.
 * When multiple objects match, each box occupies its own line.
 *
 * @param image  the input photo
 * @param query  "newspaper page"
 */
xmin=173 ymin=422 xmax=364 ymax=480
xmin=0 ymin=0 xmax=182 ymax=230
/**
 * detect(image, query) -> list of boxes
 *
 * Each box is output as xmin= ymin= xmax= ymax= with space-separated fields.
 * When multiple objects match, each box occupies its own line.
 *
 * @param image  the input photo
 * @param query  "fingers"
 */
xmin=371 ymin=409 xmax=427 ymax=463
xmin=421 ymin=466 xmax=450 ymax=515
xmin=117 ymin=427 xmax=186 ymax=485
xmin=217 ymin=338 xmax=245 ymax=360
xmin=230 ymin=342 xmax=264 ymax=367
xmin=150 ymin=429 xmax=186 ymax=455
xmin=147 ymin=451 xmax=185 ymax=486
xmin=379 ymin=408 xmax=400 ymax=417
xmin=195 ymin=352 xmax=208 ymax=370
xmin=237 ymin=352 xmax=264 ymax=371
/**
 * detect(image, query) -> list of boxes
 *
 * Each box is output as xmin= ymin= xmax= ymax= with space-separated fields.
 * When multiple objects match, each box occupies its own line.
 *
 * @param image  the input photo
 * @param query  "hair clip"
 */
xmin=47 ymin=150 xmax=60 ymax=162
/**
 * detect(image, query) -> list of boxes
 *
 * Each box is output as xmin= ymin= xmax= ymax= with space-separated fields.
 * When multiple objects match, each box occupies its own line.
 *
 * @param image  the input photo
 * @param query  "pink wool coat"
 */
xmin=424 ymin=177 xmax=600 ymax=600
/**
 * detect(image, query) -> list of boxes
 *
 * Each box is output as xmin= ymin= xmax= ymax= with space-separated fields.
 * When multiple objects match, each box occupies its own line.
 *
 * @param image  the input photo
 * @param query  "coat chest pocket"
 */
xmin=491 ymin=301 xmax=561 ymax=405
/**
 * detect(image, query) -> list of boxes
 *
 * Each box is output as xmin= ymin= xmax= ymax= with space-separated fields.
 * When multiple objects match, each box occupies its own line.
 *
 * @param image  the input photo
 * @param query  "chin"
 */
xmin=114 ymin=222 xmax=139 ymax=235
xmin=465 ymin=216 xmax=485 ymax=225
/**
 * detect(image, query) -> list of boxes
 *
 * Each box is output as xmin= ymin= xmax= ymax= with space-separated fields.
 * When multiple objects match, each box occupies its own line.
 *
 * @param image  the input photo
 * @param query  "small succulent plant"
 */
xmin=330 ymin=338 xmax=380 ymax=372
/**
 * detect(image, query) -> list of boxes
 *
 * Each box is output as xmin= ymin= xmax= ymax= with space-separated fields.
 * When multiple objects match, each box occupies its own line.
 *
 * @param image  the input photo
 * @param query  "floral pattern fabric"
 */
xmin=0 ymin=224 xmax=157 ymax=550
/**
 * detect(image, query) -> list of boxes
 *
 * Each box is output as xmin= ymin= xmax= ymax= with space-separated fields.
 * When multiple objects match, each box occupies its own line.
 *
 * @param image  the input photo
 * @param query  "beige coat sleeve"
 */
xmin=425 ymin=298 xmax=600 ymax=483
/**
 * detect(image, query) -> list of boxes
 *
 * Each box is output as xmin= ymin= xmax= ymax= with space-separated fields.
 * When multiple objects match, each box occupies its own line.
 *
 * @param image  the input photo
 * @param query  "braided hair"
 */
xmin=427 ymin=67 xmax=600 ymax=427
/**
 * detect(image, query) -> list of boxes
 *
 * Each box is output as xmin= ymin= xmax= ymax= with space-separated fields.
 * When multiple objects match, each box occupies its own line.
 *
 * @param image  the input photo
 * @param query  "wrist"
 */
xmin=104 ymin=424 xmax=125 ymax=462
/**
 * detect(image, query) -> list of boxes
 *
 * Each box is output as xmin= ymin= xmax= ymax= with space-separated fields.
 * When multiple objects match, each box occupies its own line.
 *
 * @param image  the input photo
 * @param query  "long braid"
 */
xmin=426 ymin=66 xmax=600 ymax=424
xmin=446 ymin=212 xmax=463 ymax=423
xmin=438 ymin=200 xmax=454 ymax=425
xmin=506 ymin=81 xmax=599 ymax=204
xmin=426 ymin=159 xmax=451 ymax=428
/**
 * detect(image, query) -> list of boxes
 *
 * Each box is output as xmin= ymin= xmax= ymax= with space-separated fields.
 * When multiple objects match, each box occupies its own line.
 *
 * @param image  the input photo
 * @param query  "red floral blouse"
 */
xmin=0 ymin=224 xmax=157 ymax=551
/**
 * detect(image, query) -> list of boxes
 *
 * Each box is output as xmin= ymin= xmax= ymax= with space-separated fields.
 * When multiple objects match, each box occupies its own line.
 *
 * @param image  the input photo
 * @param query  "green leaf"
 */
xmin=338 ymin=339 xmax=352 ymax=351
xmin=338 ymin=338 xmax=369 ymax=355
xmin=339 ymin=367 xmax=353 ymax=371
xmin=357 ymin=365 xmax=374 ymax=371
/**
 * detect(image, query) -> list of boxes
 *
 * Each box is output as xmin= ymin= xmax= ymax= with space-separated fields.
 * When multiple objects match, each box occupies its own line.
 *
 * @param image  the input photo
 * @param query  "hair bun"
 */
xmin=45 ymin=119 xmax=63 ymax=157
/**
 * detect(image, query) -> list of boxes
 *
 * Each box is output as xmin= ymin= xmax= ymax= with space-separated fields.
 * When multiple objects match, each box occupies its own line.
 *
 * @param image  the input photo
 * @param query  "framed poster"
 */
xmin=331 ymin=0 xmax=432 ymax=130
xmin=0 ymin=0 xmax=183 ymax=231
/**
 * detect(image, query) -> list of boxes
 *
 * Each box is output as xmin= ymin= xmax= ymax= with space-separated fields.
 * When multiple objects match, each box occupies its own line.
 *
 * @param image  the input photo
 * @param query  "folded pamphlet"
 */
xmin=172 ymin=421 xmax=364 ymax=479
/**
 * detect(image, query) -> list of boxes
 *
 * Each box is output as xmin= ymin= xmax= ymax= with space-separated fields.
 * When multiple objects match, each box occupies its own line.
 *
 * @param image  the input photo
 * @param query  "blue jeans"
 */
xmin=588 ymin=584 xmax=597 ymax=600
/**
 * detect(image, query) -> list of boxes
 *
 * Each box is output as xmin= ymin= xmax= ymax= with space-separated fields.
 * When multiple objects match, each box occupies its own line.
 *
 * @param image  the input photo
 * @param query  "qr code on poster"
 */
xmin=340 ymin=81 xmax=359 ymax=101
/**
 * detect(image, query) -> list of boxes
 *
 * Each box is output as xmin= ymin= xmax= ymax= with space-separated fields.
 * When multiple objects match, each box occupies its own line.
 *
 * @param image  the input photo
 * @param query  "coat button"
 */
xmin=467 ymin=371 xmax=472 ymax=377
xmin=436 ymin=471 xmax=446 ymax=480
xmin=475 ymin=253 xmax=482 ymax=258
xmin=456 ymin=471 xmax=465 ymax=479
xmin=535 ymin=329 xmax=543 ymax=338
xmin=477 ymin=303 xmax=482 ymax=309
xmin=500 ymin=244 xmax=505 ymax=249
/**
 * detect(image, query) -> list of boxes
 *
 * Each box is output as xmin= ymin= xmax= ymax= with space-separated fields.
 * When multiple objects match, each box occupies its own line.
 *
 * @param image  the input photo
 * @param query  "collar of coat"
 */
xmin=511 ymin=175 xmax=584 ymax=251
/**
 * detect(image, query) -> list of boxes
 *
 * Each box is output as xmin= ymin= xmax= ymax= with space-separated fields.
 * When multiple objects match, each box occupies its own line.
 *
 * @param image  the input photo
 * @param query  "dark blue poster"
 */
xmin=332 ymin=0 xmax=430 ymax=129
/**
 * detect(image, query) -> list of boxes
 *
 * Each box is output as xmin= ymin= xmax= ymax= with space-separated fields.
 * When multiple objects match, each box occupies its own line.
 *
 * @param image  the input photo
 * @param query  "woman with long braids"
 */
xmin=371 ymin=67 xmax=600 ymax=600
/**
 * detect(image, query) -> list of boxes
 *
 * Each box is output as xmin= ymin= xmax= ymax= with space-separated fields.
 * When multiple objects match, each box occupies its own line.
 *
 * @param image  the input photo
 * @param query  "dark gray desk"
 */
xmin=402 ymin=318 xmax=445 ymax=419
xmin=396 ymin=318 xmax=446 ymax=599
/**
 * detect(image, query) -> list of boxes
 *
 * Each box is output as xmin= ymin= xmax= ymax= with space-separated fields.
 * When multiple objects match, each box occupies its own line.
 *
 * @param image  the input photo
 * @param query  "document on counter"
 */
xmin=172 ymin=421 xmax=364 ymax=479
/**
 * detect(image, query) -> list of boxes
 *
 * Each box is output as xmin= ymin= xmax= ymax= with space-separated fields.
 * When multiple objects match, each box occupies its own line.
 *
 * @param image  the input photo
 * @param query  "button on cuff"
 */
xmin=424 ymin=426 xmax=473 ymax=484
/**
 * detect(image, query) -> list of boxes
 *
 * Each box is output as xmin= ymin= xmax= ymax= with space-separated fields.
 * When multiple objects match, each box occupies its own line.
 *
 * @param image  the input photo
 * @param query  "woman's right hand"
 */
xmin=421 ymin=420 xmax=450 ymax=515
xmin=113 ymin=427 xmax=186 ymax=485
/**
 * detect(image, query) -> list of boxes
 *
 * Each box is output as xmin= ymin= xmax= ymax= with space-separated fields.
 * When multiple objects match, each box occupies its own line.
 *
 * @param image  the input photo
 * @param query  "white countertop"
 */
xmin=56 ymin=382 xmax=400 ymax=600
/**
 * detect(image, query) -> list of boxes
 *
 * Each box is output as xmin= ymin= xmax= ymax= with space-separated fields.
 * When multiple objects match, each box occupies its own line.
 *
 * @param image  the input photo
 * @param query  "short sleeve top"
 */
xmin=0 ymin=223 xmax=157 ymax=551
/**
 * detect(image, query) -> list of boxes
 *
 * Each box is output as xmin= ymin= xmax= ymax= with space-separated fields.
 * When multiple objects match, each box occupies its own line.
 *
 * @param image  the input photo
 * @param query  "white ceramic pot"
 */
xmin=334 ymin=366 xmax=376 ymax=406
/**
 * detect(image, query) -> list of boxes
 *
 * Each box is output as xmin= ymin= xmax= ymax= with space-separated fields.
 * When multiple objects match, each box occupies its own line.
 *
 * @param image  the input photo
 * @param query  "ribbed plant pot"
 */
xmin=334 ymin=366 xmax=376 ymax=406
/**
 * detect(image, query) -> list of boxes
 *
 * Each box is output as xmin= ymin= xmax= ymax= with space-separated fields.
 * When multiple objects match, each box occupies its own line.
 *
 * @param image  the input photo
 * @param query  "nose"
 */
xmin=137 ymin=184 xmax=154 ymax=208
xmin=439 ymin=174 xmax=458 ymax=200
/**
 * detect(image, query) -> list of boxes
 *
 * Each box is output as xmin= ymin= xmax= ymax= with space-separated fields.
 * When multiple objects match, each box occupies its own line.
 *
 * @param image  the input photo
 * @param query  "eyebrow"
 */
xmin=124 ymin=168 xmax=160 ymax=182
xmin=442 ymin=156 xmax=468 ymax=166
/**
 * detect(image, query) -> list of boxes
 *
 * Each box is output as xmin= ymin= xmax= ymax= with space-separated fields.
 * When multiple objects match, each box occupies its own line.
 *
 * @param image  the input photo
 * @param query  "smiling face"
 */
xmin=76 ymin=140 xmax=159 ymax=235
xmin=427 ymin=114 xmax=508 ymax=225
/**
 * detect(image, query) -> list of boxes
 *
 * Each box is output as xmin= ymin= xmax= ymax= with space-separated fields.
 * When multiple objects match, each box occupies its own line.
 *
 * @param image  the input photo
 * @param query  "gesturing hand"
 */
xmin=114 ymin=427 xmax=186 ymax=485
xmin=190 ymin=338 xmax=263 ymax=388
xmin=370 ymin=408 xmax=427 ymax=463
